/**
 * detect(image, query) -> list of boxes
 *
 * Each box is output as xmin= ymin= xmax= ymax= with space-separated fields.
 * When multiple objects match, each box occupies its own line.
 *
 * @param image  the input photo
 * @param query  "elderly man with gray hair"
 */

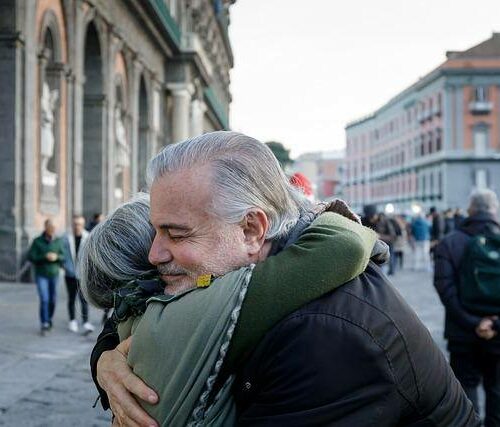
xmin=434 ymin=189 xmax=500 ymax=426
xmin=92 ymin=131 xmax=478 ymax=426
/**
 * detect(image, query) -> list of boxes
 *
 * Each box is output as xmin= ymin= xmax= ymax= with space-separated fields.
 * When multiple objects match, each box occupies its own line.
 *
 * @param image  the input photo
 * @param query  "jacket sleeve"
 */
xmin=433 ymin=240 xmax=482 ymax=331
xmin=235 ymin=313 xmax=402 ymax=426
xmin=90 ymin=318 xmax=120 ymax=410
xmin=27 ymin=240 xmax=45 ymax=264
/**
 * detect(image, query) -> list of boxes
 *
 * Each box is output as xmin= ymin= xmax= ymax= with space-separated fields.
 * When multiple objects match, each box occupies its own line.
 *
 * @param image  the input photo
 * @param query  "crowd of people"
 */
xmin=23 ymin=131 xmax=500 ymax=426
xmin=360 ymin=205 xmax=467 ymax=274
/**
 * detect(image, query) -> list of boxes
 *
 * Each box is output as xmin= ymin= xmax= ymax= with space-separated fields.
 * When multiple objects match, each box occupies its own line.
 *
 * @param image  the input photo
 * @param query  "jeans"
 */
xmin=65 ymin=276 xmax=88 ymax=322
xmin=35 ymin=275 xmax=59 ymax=325
xmin=450 ymin=349 xmax=500 ymax=426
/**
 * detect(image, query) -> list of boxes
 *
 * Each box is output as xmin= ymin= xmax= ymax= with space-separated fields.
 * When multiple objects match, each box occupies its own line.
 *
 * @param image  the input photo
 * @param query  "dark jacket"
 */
xmin=27 ymin=233 xmax=65 ymax=278
xmin=233 ymin=261 xmax=478 ymax=426
xmin=433 ymin=212 xmax=500 ymax=353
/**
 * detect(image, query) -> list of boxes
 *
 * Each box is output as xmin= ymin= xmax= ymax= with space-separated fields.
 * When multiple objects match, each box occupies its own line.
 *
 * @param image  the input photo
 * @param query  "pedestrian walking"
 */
xmin=85 ymin=212 xmax=110 ymax=324
xmin=444 ymin=208 xmax=456 ymax=235
xmin=362 ymin=206 xmax=398 ymax=275
xmin=411 ymin=213 xmax=431 ymax=271
xmin=455 ymin=207 xmax=467 ymax=229
xmin=393 ymin=214 xmax=408 ymax=270
xmin=429 ymin=206 xmax=446 ymax=263
xmin=434 ymin=189 xmax=500 ymax=426
xmin=27 ymin=219 xmax=65 ymax=335
xmin=62 ymin=215 xmax=94 ymax=334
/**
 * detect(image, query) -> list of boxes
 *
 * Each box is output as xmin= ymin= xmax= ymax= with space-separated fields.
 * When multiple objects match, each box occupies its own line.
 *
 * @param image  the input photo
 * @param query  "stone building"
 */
xmin=0 ymin=0 xmax=235 ymax=277
xmin=344 ymin=34 xmax=500 ymax=214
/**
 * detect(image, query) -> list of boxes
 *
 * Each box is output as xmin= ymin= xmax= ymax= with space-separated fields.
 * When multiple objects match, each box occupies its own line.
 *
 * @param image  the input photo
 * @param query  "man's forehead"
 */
xmin=150 ymin=166 xmax=215 ymax=226
xmin=151 ymin=167 xmax=213 ymax=204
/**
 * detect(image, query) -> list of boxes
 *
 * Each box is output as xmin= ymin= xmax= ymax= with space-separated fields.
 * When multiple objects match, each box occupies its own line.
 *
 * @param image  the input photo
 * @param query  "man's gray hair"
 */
xmin=78 ymin=193 xmax=155 ymax=309
xmin=146 ymin=131 xmax=310 ymax=240
xmin=468 ymin=189 xmax=499 ymax=215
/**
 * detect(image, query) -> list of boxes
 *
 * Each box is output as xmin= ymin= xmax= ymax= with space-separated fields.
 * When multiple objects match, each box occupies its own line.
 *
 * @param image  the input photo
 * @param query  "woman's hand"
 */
xmin=97 ymin=337 xmax=159 ymax=427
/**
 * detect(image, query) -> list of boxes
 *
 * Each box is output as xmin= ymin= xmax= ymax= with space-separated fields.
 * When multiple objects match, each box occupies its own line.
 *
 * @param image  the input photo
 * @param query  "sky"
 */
xmin=228 ymin=0 xmax=500 ymax=158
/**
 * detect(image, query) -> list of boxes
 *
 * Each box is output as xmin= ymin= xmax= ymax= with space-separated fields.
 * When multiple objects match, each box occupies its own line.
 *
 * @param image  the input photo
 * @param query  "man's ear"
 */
xmin=241 ymin=209 xmax=269 ymax=256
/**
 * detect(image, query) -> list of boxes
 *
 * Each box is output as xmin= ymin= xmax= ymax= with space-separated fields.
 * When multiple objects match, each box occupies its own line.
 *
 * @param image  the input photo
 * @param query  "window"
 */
xmin=167 ymin=0 xmax=178 ymax=19
xmin=476 ymin=169 xmax=487 ymax=189
xmin=475 ymin=86 xmax=488 ymax=102
xmin=436 ymin=128 xmax=442 ymax=151
xmin=473 ymin=125 xmax=488 ymax=155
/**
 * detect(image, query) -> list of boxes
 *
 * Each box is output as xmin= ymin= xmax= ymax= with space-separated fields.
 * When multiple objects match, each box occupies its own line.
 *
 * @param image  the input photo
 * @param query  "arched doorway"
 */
xmin=82 ymin=22 xmax=105 ymax=221
xmin=138 ymin=76 xmax=149 ymax=190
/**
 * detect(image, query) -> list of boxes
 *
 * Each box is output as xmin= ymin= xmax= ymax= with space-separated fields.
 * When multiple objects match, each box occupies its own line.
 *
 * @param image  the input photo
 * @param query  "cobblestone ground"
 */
xmin=0 ymin=267 xmax=474 ymax=425
xmin=0 ymin=278 xmax=111 ymax=426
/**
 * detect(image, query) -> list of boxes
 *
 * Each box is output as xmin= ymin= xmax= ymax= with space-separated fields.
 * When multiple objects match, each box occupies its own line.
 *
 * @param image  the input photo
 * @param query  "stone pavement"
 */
xmin=0 ymin=268 xmax=469 ymax=425
xmin=0 ymin=278 xmax=111 ymax=426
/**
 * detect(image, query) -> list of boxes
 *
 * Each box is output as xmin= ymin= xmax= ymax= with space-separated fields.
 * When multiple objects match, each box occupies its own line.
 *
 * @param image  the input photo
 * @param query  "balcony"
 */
xmin=469 ymin=101 xmax=493 ymax=114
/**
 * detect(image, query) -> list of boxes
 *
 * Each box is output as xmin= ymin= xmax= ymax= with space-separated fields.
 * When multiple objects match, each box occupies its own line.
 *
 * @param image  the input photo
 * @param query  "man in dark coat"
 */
xmin=434 ymin=189 xmax=500 ymax=426
xmin=91 ymin=132 xmax=478 ymax=426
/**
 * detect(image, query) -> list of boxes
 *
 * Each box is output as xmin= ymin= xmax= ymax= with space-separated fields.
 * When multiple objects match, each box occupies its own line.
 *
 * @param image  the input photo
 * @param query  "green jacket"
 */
xmin=28 ymin=234 xmax=65 ymax=278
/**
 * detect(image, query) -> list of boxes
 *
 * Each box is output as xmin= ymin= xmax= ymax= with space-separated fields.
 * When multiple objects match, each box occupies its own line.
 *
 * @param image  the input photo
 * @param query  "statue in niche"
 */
xmin=40 ymin=81 xmax=59 ymax=187
xmin=114 ymin=104 xmax=130 ymax=201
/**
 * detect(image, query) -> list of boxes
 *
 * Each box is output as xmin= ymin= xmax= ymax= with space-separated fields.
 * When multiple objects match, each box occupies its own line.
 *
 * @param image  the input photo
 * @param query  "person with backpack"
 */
xmin=434 ymin=189 xmax=500 ymax=426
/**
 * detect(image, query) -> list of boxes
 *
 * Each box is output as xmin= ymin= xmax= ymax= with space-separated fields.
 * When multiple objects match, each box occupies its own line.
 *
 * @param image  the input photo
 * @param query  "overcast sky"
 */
xmin=228 ymin=0 xmax=500 ymax=157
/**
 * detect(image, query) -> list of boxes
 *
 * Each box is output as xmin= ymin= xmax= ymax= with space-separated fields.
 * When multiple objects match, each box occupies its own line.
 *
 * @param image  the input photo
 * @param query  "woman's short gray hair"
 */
xmin=468 ymin=189 xmax=499 ymax=215
xmin=78 ymin=193 xmax=155 ymax=309
xmin=146 ymin=131 xmax=310 ymax=240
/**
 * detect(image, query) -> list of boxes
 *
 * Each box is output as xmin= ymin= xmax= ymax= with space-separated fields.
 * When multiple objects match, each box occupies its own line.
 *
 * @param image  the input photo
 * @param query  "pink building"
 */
xmin=344 ymin=34 xmax=500 ymax=214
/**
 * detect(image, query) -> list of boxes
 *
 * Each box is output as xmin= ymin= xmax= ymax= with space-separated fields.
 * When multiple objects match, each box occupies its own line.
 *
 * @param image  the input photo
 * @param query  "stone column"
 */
xmin=190 ymin=98 xmax=207 ymax=137
xmin=129 ymin=58 xmax=143 ymax=193
xmin=168 ymin=83 xmax=194 ymax=142
xmin=71 ymin=2 xmax=88 ymax=217
xmin=0 ymin=31 xmax=25 ymax=278
xmin=151 ymin=79 xmax=162 ymax=154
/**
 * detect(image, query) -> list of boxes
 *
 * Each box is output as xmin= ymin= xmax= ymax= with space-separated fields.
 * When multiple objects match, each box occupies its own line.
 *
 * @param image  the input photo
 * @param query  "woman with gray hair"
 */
xmin=80 ymin=193 xmax=378 ymax=426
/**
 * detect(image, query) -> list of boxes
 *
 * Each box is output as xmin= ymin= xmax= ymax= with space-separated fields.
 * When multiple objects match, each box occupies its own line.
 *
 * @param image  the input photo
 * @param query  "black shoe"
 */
xmin=47 ymin=320 xmax=53 ymax=330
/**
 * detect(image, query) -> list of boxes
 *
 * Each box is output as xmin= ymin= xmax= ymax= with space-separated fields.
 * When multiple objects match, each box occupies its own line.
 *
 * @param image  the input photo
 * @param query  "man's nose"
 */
xmin=149 ymin=234 xmax=173 ymax=266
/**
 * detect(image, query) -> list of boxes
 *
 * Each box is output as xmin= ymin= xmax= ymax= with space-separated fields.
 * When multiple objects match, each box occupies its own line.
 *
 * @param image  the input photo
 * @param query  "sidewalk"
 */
xmin=0 ymin=279 xmax=111 ymax=426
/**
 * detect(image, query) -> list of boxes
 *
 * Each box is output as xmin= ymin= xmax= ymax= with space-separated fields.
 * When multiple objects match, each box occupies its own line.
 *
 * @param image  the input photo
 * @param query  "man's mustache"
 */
xmin=157 ymin=264 xmax=190 ymax=276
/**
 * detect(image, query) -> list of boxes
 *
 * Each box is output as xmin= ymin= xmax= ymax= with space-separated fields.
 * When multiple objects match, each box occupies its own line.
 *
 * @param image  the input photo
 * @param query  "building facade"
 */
xmin=0 ymin=0 xmax=235 ymax=277
xmin=291 ymin=150 xmax=344 ymax=201
xmin=344 ymin=34 xmax=500 ymax=214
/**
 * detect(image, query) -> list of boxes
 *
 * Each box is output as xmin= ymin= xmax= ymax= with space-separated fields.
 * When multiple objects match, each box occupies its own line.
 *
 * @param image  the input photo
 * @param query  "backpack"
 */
xmin=458 ymin=225 xmax=500 ymax=316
